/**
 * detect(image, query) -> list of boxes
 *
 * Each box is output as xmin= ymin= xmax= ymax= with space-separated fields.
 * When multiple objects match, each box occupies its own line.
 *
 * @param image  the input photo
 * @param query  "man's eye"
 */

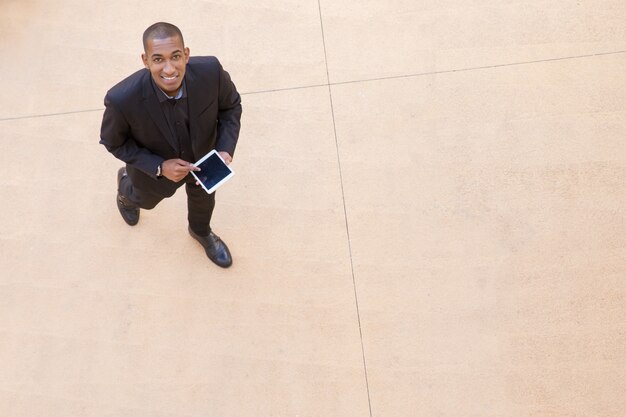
xmin=153 ymin=58 xmax=162 ymax=63
xmin=172 ymin=55 xmax=180 ymax=60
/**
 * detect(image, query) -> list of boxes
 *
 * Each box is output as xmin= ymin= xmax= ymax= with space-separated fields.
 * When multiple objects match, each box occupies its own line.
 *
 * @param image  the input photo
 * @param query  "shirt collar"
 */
xmin=151 ymin=78 xmax=186 ymax=102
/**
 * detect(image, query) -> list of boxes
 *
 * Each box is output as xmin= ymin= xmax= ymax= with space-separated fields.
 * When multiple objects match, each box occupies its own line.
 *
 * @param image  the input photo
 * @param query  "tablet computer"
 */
xmin=191 ymin=150 xmax=234 ymax=194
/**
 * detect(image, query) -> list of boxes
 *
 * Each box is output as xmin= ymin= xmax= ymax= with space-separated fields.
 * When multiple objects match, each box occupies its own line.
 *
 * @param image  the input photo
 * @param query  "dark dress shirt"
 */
xmin=152 ymin=79 xmax=195 ymax=162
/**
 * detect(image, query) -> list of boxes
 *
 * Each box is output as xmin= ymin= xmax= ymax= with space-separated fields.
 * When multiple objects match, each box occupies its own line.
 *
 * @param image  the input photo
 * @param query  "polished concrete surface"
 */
xmin=1 ymin=1 xmax=625 ymax=416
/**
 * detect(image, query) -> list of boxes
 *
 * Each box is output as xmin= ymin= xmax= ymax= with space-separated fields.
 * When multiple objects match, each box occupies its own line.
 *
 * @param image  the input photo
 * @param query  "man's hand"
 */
xmin=218 ymin=151 xmax=232 ymax=165
xmin=161 ymin=159 xmax=200 ymax=182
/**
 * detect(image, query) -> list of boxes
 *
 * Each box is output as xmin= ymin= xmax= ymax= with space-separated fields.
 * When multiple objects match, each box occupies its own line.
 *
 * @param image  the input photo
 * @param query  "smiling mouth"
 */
xmin=161 ymin=75 xmax=178 ymax=81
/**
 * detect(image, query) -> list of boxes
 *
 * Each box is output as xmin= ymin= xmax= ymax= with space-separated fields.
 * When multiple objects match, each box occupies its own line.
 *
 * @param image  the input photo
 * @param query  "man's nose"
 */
xmin=163 ymin=60 xmax=175 ymax=74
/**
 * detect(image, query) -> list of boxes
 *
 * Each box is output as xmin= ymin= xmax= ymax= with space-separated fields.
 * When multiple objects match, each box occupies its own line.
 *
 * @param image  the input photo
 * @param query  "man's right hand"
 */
xmin=161 ymin=159 xmax=200 ymax=182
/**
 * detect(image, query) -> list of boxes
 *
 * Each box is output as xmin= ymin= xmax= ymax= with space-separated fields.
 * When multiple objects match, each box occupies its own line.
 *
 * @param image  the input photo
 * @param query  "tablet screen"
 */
xmin=191 ymin=151 xmax=234 ymax=194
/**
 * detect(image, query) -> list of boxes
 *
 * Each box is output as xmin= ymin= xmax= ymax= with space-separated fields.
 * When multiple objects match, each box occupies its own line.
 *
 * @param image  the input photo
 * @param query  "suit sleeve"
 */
xmin=99 ymin=95 xmax=163 ymax=178
xmin=215 ymin=62 xmax=242 ymax=156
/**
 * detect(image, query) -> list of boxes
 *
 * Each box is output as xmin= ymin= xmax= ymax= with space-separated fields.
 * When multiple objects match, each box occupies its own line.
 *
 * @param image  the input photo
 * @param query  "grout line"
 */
xmin=3 ymin=50 xmax=624 ymax=123
xmin=240 ymin=83 xmax=330 ymax=96
xmin=0 ymin=108 xmax=104 ymax=122
xmin=241 ymin=49 xmax=626 ymax=93
xmin=328 ymin=49 xmax=626 ymax=87
xmin=318 ymin=2 xmax=374 ymax=417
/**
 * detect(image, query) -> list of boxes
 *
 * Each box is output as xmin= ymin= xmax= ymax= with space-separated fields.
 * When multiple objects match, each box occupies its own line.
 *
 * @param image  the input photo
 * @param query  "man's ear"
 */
xmin=184 ymin=47 xmax=190 ymax=63
xmin=141 ymin=53 xmax=149 ymax=69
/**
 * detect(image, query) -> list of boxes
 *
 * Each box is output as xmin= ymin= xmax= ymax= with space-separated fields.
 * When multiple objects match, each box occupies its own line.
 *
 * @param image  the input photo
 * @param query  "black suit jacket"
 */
xmin=100 ymin=56 xmax=242 ymax=192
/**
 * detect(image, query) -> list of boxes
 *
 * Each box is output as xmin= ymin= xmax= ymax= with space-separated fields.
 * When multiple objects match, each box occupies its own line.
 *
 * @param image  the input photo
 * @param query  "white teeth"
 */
xmin=162 ymin=75 xmax=176 ymax=80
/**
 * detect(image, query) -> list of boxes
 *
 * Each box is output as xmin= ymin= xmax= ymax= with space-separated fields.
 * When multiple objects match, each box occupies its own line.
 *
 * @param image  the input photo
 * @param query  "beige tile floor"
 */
xmin=1 ymin=1 xmax=625 ymax=416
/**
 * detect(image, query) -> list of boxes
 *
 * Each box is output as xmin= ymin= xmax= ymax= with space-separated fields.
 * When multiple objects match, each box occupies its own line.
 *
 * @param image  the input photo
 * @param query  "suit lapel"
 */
xmin=141 ymin=73 xmax=178 ymax=152
xmin=186 ymin=65 xmax=213 ymax=147
xmin=186 ymin=66 xmax=200 ymax=146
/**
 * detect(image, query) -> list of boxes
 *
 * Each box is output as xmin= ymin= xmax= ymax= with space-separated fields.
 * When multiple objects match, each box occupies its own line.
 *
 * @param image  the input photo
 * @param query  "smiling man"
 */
xmin=100 ymin=22 xmax=242 ymax=268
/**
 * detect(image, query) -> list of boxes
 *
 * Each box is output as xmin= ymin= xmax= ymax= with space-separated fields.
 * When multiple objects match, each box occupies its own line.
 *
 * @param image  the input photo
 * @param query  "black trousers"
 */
xmin=119 ymin=172 xmax=215 ymax=235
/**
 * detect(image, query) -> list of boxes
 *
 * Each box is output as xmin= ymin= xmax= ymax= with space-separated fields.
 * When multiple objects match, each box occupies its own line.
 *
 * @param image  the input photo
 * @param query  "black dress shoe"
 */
xmin=117 ymin=167 xmax=140 ymax=226
xmin=188 ymin=227 xmax=233 ymax=268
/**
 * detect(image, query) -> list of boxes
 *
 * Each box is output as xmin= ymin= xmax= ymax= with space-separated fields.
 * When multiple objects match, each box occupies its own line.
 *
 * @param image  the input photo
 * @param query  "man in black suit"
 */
xmin=100 ymin=22 xmax=242 ymax=268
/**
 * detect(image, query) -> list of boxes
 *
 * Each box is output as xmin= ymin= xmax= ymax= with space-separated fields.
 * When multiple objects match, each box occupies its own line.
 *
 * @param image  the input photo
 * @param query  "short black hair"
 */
xmin=142 ymin=22 xmax=184 ymax=51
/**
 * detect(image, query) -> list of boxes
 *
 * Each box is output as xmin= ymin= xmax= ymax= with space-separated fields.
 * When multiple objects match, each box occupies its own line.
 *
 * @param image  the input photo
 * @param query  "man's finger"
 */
xmin=174 ymin=162 xmax=194 ymax=172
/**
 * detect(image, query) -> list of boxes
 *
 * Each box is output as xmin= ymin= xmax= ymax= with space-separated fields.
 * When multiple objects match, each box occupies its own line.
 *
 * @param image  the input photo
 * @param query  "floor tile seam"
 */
xmin=0 ymin=108 xmax=104 ymax=122
xmin=328 ymin=49 xmax=626 ymax=87
xmin=244 ymin=49 xmax=626 ymax=95
xmin=317 ymin=2 xmax=373 ymax=417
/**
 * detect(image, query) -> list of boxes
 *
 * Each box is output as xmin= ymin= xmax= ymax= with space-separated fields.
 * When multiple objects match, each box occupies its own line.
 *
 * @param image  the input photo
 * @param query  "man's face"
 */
xmin=142 ymin=36 xmax=190 ymax=96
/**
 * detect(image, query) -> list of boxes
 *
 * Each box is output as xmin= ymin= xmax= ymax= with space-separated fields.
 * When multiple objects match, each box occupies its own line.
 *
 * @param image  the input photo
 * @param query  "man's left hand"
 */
xmin=218 ymin=151 xmax=232 ymax=165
